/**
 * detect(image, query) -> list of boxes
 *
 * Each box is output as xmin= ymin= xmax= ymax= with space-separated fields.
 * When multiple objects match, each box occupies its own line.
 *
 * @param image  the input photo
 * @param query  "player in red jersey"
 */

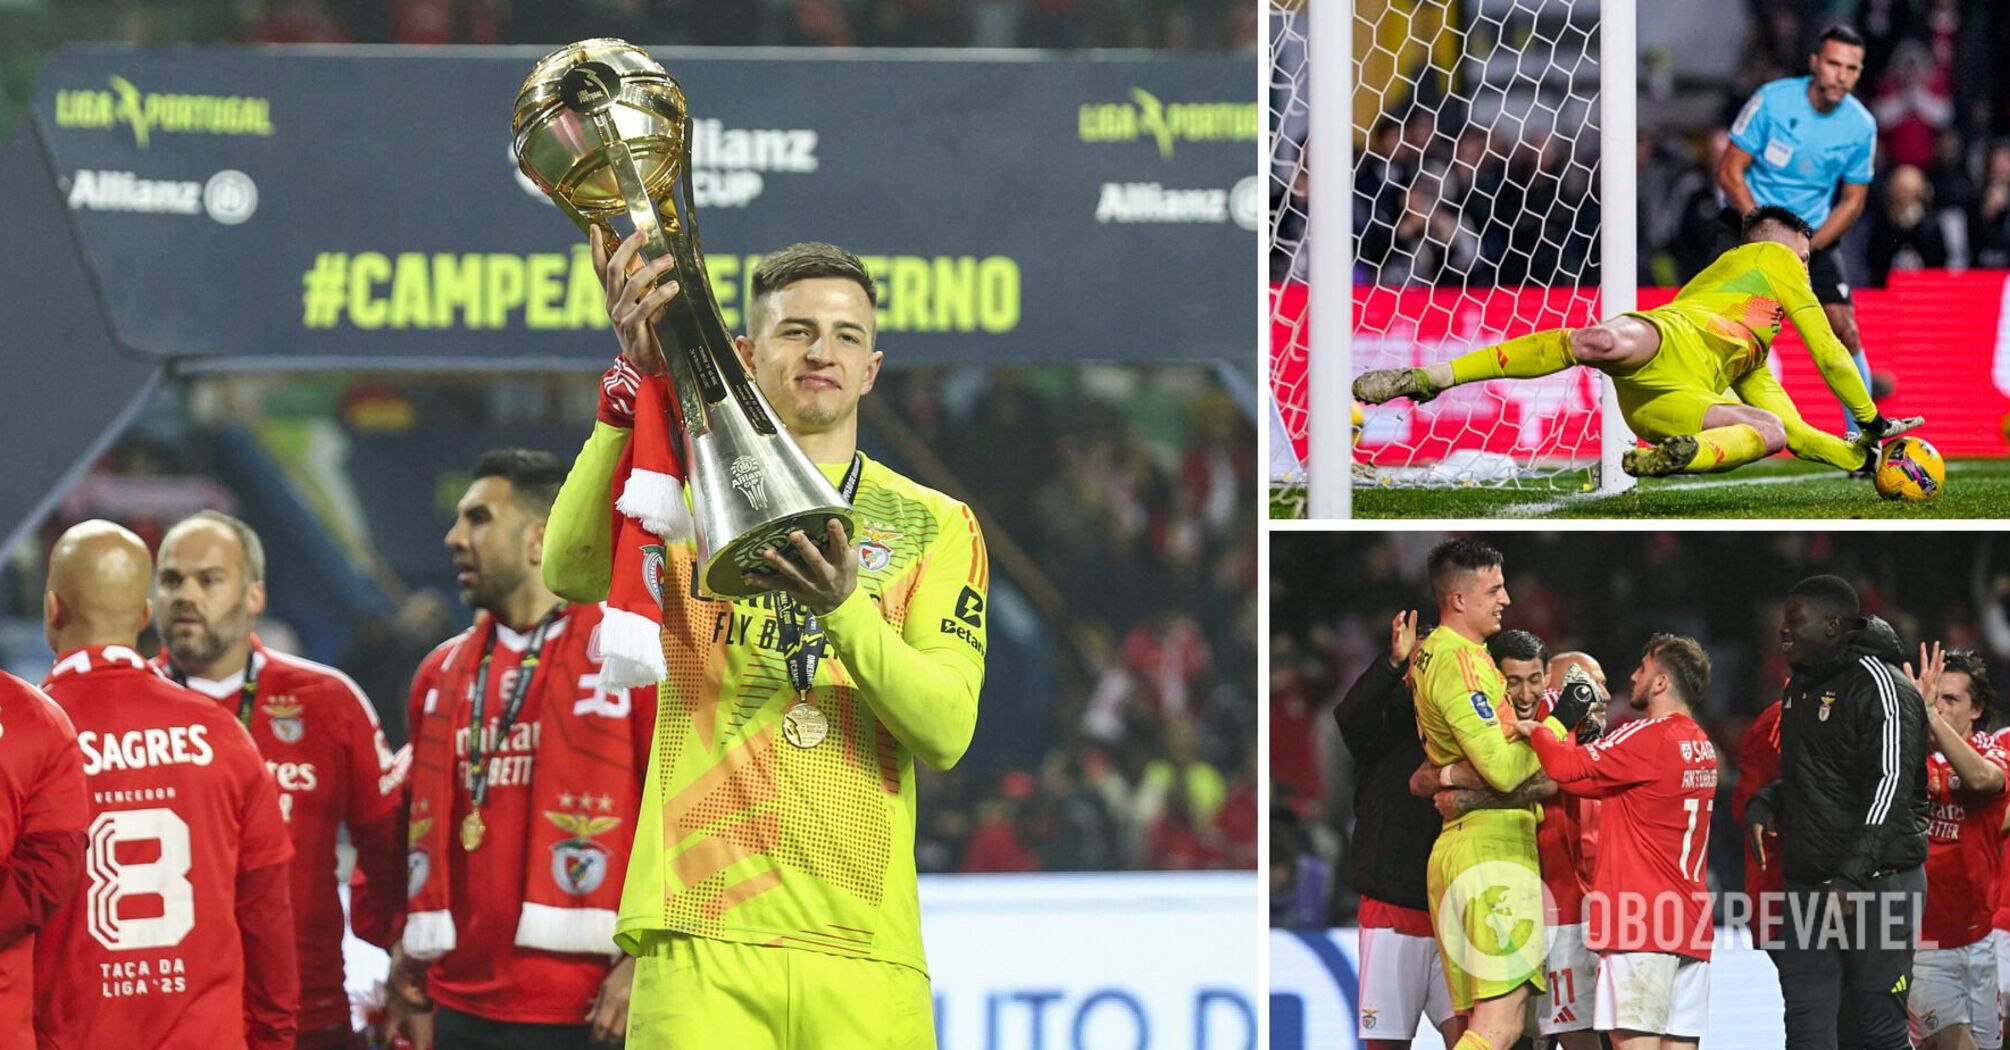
xmin=1513 ymin=633 xmax=1719 ymax=1050
xmin=1994 ymin=719 xmax=2010 ymax=1017
xmin=0 ymin=669 xmax=88 ymax=1045
xmin=1734 ymin=698 xmax=1785 ymax=954
xmin=152 ymin=510 xmax=406 ymax=1049
xmin=32 ymin=520 xmax=297 ymax=1050
xmin=383 ymin=451 xmax=655 ymax=1050
xmin=1550 ymin=653 xmax=1609 ymax=889
xmin=1907 ymin=646 xmax=2008 ymax=1050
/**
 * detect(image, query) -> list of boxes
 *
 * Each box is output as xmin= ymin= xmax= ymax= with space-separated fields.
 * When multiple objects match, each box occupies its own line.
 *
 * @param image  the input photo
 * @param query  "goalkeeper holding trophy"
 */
xmin=515 ymin=41 xmax=988 ymax=1049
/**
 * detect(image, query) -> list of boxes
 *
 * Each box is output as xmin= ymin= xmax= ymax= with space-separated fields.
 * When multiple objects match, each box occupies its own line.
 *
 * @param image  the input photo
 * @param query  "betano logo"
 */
xmin=54 ymin=76 xmax=273 ymax=148
xmin=1077 ymin=89 xmax=1256 ymax=159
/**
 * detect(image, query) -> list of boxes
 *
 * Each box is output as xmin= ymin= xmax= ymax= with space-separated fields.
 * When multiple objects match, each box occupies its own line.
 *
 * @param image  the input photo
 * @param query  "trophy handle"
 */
xmin=599 ymin=138 xmax=720 ymax=432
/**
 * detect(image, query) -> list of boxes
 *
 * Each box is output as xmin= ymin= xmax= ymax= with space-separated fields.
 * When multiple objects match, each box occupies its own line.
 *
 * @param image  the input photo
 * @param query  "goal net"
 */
xmin=1268 ymin=0 xmax=1635 ymax=517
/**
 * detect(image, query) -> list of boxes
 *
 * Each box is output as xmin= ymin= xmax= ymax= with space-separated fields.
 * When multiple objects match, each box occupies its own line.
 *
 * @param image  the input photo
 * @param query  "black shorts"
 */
xmin=1715 ymin=207 xmax=1854 ymax=306
xmin=1806 ymin=244 xmax=1852 ymax=305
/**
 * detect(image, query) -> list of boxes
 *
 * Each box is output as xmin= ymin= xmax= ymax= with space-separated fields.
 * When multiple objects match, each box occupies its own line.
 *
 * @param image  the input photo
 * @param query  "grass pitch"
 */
xmin=1272 ymin=458 xmax=2010 ymax=519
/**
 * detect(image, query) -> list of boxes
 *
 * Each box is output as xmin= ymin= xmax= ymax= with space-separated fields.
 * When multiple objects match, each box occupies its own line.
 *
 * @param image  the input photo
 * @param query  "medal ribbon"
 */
xmin=775 ymin=453 xmax=864 ymax=699
xmin=467 ymin=605 xmax=562 ymax=809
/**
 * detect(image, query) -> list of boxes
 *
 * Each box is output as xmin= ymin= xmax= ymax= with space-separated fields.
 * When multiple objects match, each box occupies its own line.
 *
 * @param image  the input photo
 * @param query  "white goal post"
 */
xmin=1272 ymin=0 xmax=1638 ymax=517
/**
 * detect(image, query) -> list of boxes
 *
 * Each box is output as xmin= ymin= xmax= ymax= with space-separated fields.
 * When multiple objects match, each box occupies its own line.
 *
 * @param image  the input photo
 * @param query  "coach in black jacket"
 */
xmin=1746 ymin=577 xmax=1929 ymax=1050
xmin=1333 ymin=611 xmax=1453 ymax=1048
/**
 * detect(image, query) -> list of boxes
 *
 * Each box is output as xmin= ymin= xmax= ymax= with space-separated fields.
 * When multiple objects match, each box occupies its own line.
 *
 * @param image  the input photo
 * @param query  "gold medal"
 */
xmin=782 ymin=700 xmax=829 ymax=749
xmin=460 ymin=810 xmax=486 ymax=852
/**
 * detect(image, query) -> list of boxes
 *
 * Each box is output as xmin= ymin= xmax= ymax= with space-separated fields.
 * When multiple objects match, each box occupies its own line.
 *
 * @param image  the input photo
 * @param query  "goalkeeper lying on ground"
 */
xmin=1353 ymin=205 xmax=1922 ymax=479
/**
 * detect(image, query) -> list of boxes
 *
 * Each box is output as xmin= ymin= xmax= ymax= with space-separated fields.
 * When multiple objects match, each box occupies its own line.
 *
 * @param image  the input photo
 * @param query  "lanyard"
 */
xmin=775 ymin=453 xmax=864 ymax=699
xmin=467 ymin=606 xmax=561 ymax=809
xmin=173 ymin=650 xmax=259 ymax=729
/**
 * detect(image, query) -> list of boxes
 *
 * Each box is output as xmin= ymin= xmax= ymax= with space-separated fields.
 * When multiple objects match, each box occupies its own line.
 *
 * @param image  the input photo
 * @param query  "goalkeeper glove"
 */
xmin=597 ymin=356 xmax=643 ymax=428
xmin=1854 ymin=414 xmax=1923 ymax=448
xmin=1574 ymin=712 xmax=1606 ymax=745
xmin=1548 ymin=663 xmax=1599 ymax=731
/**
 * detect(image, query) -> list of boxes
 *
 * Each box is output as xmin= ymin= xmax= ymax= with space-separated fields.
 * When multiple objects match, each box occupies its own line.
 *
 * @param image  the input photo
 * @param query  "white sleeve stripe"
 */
xmin=1861 ymin=656 xmax=1901 ymax=825
xmin=1595 ymin=719 xmax=1653 ymax=751
xmin=1732 ymin=93 xmax=1762 ymax=137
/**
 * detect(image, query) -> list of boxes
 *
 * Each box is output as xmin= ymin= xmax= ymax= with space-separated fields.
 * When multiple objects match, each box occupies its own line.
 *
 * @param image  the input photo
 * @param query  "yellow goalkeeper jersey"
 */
xmin=1642 ymin=239 xmax=1876 ymax=421
xmin=1410 ymin=625 xmax=1541 ymax=836
xmin=544 ymin=423 xmax=987 ymax=976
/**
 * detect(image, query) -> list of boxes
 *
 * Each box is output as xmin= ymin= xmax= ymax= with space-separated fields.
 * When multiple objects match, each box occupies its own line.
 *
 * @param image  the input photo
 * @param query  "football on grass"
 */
xmin=1874 ymin=436 xmax=1945 ymax=502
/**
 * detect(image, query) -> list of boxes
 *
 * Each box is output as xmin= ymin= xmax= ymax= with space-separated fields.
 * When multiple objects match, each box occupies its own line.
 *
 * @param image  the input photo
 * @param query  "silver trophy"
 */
xmin=512 ymin=39 xmax=853 ymax=599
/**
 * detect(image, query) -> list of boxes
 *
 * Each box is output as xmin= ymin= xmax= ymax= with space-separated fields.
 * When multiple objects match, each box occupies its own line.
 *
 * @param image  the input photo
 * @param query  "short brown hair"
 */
xmin=749 ymin=242 xmax=877 ymax=328
xmin=1426 ymin=537 xmax=1503 ymax=603
xmin=1642 ymin=633 xmax=1711 ymax=705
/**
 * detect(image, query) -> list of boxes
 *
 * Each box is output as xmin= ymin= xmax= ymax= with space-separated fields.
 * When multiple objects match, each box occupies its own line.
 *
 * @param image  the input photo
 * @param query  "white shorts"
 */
xmin=1357 ymin=926 xmax=1455 ymax=1040
xmin=1911 ymin=937 xmax=2003 ymax=1049
xmin=1593 ymin=951 xmax=1710 ymax=1038
xmin=1996 ymin=929 xmax=2010 ymax=1001
xmin=1537 ymin=922 xmax=1597 ymax=1034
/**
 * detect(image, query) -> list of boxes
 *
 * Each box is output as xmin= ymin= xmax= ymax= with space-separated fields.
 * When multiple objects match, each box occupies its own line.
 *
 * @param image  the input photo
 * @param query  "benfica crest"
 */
xmin=262 ymin=698 xmax=305 ymax=743
xmin=857 ymin=522 xmax=901 ymax=573
xmin=545 ymin=808 xmax=623 ymax=897
xmin=406 ymin=816 xmax=434 ymax=899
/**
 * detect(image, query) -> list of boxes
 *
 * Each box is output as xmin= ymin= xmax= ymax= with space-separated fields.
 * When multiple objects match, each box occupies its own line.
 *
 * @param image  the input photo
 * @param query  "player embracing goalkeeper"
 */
xmin=1409 ymin=536 xmax=1722 ymax=1050
xmin=1355 ymin=206 xmax=1921 ymax=481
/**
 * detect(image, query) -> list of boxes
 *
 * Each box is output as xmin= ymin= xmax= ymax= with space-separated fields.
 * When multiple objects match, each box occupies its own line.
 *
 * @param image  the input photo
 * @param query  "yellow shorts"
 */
xmin=1611 ymin=311 xmax=1738 ymax=442
xmin=1427 ymin=828 xmax=1548 ymax=1012
xmin=626 ymin=931 xmax=935 ymax=1049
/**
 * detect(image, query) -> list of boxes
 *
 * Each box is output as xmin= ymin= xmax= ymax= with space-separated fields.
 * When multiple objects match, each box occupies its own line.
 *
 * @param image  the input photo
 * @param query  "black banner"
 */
xmin=31 ymin=45 xmax=1257 ymax=368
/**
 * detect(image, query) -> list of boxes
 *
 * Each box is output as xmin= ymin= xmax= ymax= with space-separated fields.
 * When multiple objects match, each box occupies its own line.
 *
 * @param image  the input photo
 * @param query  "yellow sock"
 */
xmin=1682 ymin=424 xmax=1770 ymax=473
xmin=1454 ymin=1031 xmax=1496 ymax=1050
xmin=1785 ymin=424 xmax=1872 ymax=472
xmin=1448 ymin=328 xmax=1575 ymax=385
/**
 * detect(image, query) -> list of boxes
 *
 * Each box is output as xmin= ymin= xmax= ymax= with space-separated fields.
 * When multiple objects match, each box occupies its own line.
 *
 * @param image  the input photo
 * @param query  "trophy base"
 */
xmin=702 ymin=507 xmax=856 ymax=599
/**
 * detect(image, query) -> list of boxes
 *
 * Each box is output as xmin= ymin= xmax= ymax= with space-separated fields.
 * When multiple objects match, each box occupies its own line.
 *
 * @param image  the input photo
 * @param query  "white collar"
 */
xmin=178 ymin=650 xmax=269 ymax=699
xmin=495 ymin=613 xmax=567 ymax=653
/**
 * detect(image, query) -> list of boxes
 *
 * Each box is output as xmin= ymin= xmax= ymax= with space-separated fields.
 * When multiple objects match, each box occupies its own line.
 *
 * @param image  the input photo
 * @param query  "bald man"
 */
xmin=1550 ymin=653 xmax=1610 ymax=743
xmin=1550 ymin=653 xmax=1609 ymax=925
xmin=0 ymin=626 xmax=88 ymax=1042
xmin=32 ymin=520 xmax=299 ymax=1050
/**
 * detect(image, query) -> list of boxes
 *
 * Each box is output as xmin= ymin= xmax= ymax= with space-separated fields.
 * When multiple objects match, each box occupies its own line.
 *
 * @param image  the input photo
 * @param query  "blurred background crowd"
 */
xmin=1269 ymin=0 xmax=2010 ymax=289
xmin=1270 ymin=530 xmax=2010 ymax=929
xmin=0 ymin=0 xmax=1259 ymax=878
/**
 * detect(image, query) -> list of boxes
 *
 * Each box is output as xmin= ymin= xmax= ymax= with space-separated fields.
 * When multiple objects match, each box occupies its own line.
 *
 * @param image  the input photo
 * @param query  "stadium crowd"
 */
xmin=1273 ymin=529 xmax=2010 ymax=930
xmin=1641 ymin=0 xmax=2010 ymax=284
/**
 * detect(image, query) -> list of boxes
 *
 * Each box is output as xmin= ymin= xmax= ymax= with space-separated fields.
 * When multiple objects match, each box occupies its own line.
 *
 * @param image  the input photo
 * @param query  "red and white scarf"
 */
xmin=403 ymin=609 xmax=641 ymax=958
xmin=599 ymin=374 xmax=690 ymax=691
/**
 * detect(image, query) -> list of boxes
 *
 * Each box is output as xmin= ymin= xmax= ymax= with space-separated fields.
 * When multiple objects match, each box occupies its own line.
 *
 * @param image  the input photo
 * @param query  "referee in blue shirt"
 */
xmin=1715 ymin=24 xmax=1879 ymax=441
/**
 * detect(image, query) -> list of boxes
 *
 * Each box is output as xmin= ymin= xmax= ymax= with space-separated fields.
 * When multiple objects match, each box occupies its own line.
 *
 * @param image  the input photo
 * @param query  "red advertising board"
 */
xmin=1271 ymin=271 xmax=2010 ymax=467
